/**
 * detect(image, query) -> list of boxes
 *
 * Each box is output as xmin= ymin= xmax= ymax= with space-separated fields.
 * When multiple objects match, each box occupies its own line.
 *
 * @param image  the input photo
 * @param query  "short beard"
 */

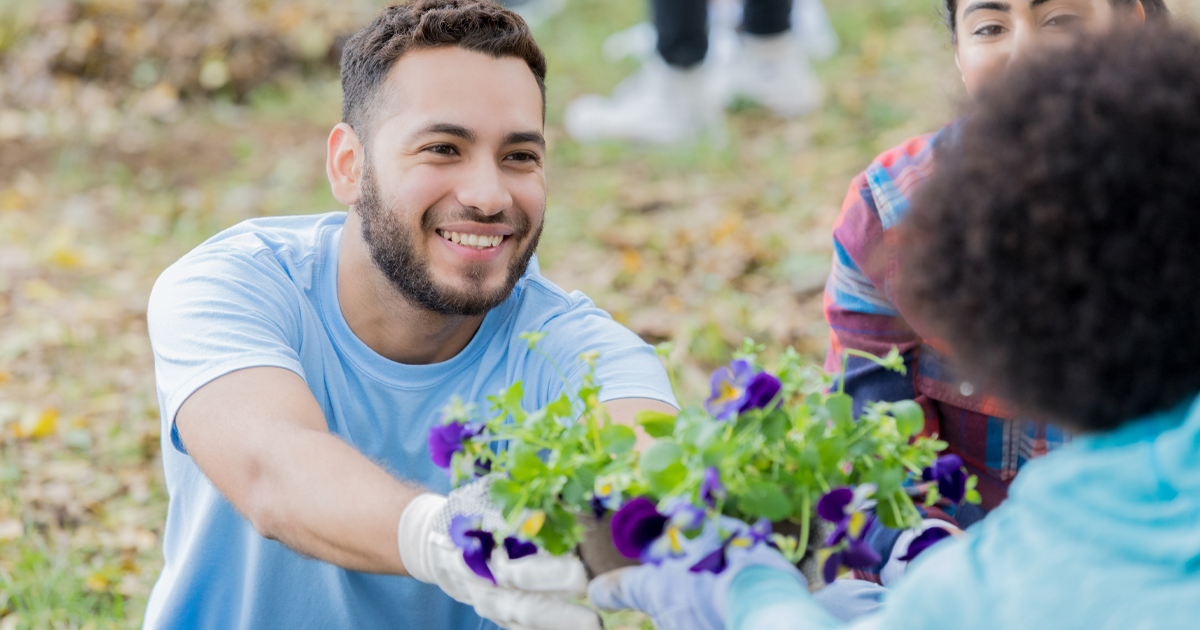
xmin=356 ymin=160 xmax=542 ymax=317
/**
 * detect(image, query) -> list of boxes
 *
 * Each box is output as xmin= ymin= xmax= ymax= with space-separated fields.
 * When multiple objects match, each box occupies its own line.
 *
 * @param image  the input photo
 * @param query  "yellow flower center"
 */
xmin=520 ymin=510 xmax=546 ymax=537
xmin=714 ymin=381 xmax=744 ymax=405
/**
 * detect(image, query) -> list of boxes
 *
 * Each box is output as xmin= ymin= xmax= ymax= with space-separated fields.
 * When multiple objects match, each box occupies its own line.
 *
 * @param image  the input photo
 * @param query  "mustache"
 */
xmin=420 ymin=206 xmax=533 ymax=236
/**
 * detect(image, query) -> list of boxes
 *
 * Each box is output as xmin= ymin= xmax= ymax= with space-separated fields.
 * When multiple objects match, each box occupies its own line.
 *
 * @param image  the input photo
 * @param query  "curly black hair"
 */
xmin=941 ymin=0 xmax=1169 ymax=42
xmin=900 ymin=24 xmax=1200 ymax=431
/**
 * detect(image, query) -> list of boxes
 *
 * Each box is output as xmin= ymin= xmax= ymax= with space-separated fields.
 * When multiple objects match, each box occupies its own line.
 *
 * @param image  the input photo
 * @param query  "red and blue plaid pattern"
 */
xmin=823 ymin=128 xmax=1069 ymax=511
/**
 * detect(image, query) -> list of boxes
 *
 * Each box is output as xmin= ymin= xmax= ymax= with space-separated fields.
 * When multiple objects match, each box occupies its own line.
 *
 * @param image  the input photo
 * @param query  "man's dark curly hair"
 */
xmin=340 ymin=0 xmax=547 ymax=144
xmin=900 ymin=24 xmax=1200 ymax=431
xmin=941 ymin=0 xmax=1169 ymax=43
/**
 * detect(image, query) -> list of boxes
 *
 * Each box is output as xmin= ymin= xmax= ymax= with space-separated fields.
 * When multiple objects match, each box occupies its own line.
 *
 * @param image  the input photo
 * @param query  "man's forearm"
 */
xmin=243 ymin=425 xmax=423 ymax=575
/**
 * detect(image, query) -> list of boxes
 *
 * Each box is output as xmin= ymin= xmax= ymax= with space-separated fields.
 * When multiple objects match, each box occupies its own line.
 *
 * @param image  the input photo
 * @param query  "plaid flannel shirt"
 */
xmin=823 ymin=127 xmax=1069 ymax=512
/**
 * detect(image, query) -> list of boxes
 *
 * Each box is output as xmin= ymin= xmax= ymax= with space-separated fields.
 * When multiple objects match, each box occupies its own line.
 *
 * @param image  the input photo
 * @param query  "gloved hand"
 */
xmin=398 ymin=479 xmax=601 ymax=630
xmin=588 ymin=523 xmax=806 ymax=630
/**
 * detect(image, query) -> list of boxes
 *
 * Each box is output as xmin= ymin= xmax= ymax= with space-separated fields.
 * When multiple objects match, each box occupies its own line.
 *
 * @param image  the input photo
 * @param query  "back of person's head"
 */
xmin=901 ymin=24 xmax=1200 ymax=432
xmin=339 ymin=0 xmax=546 ymax=144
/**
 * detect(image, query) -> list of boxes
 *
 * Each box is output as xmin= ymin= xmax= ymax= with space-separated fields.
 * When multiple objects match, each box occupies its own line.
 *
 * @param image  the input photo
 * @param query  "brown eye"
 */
xmin=505 ymin=151 xmax=541 ymax=165
xmin=428 ymin=144 xmax=458 ymax=156
xmin=1045 ymin=14 xmax=1083 ymax=29
xmin=974 ymin=24 xmax=1006 ymax=38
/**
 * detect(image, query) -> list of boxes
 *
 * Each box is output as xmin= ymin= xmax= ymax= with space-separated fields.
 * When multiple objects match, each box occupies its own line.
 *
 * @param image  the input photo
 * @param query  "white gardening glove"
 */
xmin=398 ymin=482 xmax=601 ymax=630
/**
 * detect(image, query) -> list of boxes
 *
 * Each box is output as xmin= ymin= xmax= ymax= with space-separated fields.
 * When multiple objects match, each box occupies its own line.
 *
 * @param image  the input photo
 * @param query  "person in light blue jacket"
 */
xmin=589 ymin=23 xmax=1200 ymax=630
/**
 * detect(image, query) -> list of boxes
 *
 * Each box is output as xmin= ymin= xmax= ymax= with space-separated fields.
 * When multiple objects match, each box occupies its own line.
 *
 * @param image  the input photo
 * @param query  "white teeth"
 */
xmin=438 ymin=230 xmax=504 ymax=249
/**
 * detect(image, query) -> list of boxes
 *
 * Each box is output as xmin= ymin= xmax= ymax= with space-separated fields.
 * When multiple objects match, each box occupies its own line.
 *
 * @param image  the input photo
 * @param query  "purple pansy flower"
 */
xmin=690 ymin=518 xmax=775 ymax=575
xmin=449 ymin=514 xmax=497 ymax=584
xmin=699 ymin=467 xmax=726 ymax=508
xmin=898 ymin=527 xmax=952 ymax=562
xmin=610 ymin=497 xmax=668 ymax=559
xmin=742 ymin=372 xmax=782 ymax=412
xmin=821 ymin=513 xmax=881 ymax=583
xmin=822 ymin=536 xmax=881 ymax=583
xmin=665 ymin=498 xmax=707 ymax=532
xmin=818 ymin=485 xmax=876 ymax=546
xmin=690 ymin=544 xmax=729 ymax=574
xmin=923 ymin=454 xmax=968 ymax=503
xmin=705 ymin=360 xmax=756 ymax=421
xmin=428 ymin=421 xmax=484 ymax=469
xmin=591 ymin=477 xmax=622 ymax=518
xmin=817 ymin=487 xmax=856 ymax=523
xmin=503 ymin=536 xmax=539 ymax=560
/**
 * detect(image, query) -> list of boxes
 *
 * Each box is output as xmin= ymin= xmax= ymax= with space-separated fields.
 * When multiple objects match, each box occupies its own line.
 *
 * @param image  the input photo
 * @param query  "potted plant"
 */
xmin=428 ymin=336 xmax=980 ymax=589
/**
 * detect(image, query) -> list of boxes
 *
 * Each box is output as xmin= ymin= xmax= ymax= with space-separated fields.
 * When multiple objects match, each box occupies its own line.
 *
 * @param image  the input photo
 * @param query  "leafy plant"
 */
xmin=428 ymin=335 xmax=978 ymax=583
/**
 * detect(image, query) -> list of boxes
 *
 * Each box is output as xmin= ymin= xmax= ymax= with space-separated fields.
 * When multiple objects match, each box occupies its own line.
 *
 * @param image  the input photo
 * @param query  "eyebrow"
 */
xmin=416 ymin=123 xmax=476 ymax=142
xmin=412 ymin=124 xmax=544 ymax=149
xmin=503 ymin=131 xmax=546 ymax=149
xmin=963 ymin=1 xmax=1011 ymax=16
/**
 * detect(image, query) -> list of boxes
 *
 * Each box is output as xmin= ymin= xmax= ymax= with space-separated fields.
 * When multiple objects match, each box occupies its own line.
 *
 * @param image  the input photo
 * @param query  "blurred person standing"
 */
xmin=565 ymin=0 xmax=827 ymax=144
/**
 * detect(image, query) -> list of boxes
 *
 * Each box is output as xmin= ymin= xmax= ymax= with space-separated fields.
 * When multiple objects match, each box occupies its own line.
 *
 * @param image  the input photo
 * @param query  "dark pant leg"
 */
xmin=743 ymin=0 xmax=792 ymax=37
xmin=652 ymin=0 xmax=708 ymax=68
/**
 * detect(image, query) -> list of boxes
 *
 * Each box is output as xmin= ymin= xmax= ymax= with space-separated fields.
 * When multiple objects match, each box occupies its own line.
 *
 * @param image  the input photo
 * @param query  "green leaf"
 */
xmin=891 ymin=400 xmax=924 ymax=437
xmin=600 ymin=425 xmax=636 ymax=455
xmin=509 ymin=446 xmax=548 ymax=482
xmin=867 ymin=466 xmax=904 ymax=496
xmin=875 ymin=490 xmax=920 ymax=529
xmin=490 ymin=478 xmax=523 ymax=517
xmin=545 ymin=393 xmax=573 ymax=419
xmin=739 ymin=480 xmax=792 ymax=521
xmin=537 ymin=504 xmax=576 ymax=555
xmin=635 ymin=410 xmax=678 ymax=438
xmin=492 ymin=382 xmax=526 ymax=422
xmin=574 ymin=467 xmax=596 ymax=492
xmin=965 ymin=489 xmax=982 ymax=505
xmin=761 ymin=408 xmax=790 ymax=441
xmin=825 ymin=394 xmax=854 ymax=425
xmin=639 ymin=442 xmax=686 ymax=495
xmin=562 ymin=475 xmax=585 ymax=505
xmin=701 ymin=442 xmax=732 ymax=467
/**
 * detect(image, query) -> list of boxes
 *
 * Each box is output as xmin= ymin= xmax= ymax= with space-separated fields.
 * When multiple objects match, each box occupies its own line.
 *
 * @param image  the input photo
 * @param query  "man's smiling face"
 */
xmin=355 ymin=46 xmax=546 ymax=316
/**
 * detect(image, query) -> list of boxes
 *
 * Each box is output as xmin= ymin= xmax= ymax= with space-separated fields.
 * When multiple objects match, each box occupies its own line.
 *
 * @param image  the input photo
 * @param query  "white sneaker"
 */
xmin=564 ymin=56 xmax=724 ymax=145
xmin=793 ymin=0 xmax=840 ymax=60
xmin=716 ymin=32 xmax=822 ymax=118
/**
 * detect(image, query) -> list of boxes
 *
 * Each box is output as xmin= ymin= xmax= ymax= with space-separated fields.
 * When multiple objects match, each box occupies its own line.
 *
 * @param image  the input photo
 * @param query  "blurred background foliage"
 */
xmin=0 ymin=0 xmax=1195 ymax=627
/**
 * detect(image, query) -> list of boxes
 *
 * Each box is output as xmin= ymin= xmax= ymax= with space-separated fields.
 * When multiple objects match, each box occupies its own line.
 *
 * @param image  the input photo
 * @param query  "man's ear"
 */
xmin=327 ymin=123 xmax=364 ymax=206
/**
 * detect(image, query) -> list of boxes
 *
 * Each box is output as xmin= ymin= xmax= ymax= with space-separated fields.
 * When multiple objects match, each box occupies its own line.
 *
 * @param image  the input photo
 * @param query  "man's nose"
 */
xmin=456 ymin=159 xmax=512 ymax=216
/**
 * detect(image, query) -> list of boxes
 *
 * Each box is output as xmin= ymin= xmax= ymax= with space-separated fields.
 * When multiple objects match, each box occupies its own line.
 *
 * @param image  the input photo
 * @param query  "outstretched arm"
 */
xmin=176 ymin=365 xmax=420 ymax=574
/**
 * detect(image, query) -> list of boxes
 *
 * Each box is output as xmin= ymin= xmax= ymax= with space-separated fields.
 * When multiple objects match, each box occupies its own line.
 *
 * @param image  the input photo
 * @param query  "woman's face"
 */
xmin=955 ymin=0 xmax=1146 ymax=97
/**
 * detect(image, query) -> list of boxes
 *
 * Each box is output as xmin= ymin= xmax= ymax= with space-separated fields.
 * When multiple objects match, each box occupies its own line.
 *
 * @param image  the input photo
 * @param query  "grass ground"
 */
xmin=2 ymin=0 xmax=1192 ymax=627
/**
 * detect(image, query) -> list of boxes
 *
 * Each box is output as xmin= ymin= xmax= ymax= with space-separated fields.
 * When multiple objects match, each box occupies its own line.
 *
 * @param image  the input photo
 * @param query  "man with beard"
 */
xmin=141 ymin=2 xmax=677 ymax=629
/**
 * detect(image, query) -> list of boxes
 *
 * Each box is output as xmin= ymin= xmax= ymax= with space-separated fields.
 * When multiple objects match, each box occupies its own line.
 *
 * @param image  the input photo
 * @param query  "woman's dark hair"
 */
xmin=942 ymin=0 xmax=1170 ymax=42
xmin=339 ymin=0 xmax=547 ymax=144
xmin=901 ymin=24 xmax=1200 ymax=431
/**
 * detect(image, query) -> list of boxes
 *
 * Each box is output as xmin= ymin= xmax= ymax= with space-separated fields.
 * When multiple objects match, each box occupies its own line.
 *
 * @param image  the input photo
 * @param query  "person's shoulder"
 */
xmin=510 ymin=257 xmax=593 ymax=315
xmin=157 ymin=212 xmax=342 ymax=285
xmin=151 ymin=212 xmax=342 ymax=312
xmin=186 ymin=212 xmax=344 ymax=265
xmin=869 ymin=128 xmax=946 ymax=174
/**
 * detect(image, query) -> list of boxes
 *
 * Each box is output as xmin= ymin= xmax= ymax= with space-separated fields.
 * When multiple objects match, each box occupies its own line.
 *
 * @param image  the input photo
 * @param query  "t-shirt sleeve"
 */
xmin=533 ymin=289 xmax=678 ymax=409
xmin=147 ymin=246 xmax=306 ymax=454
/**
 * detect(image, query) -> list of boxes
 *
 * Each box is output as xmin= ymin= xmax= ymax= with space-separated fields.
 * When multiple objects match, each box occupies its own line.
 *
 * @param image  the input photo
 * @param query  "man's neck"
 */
xmin=337 ymin=211 xmax=485 ymax=365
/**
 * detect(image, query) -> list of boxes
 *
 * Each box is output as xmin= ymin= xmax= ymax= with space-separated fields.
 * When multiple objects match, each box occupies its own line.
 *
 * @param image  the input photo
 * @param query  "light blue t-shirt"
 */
xmin=143 ymin=212 xmax=676 ymax=629
xmin=727 ymin=393 xmax=1200 ymax=630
